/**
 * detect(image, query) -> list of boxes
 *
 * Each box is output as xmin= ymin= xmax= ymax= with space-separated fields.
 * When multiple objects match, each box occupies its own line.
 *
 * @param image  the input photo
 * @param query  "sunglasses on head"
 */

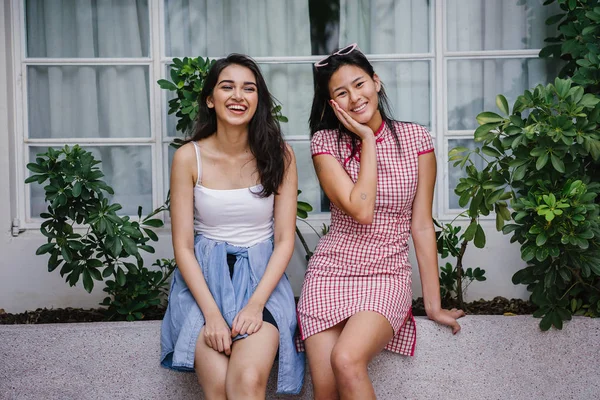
xmin=314 ymin=43 xmax=359 ymax=68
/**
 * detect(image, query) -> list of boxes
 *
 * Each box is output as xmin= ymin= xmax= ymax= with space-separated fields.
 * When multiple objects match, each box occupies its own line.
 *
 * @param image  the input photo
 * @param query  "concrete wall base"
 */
xmin=1 ymin=316 xmax=598 ymax=399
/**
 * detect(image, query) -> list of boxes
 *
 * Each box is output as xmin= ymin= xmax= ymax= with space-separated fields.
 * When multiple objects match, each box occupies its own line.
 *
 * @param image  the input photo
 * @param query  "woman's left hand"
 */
xmin=427 ymin=308 xmax=466 ymax=335
xmin=231 ymin=302 xmax=264 ymax=337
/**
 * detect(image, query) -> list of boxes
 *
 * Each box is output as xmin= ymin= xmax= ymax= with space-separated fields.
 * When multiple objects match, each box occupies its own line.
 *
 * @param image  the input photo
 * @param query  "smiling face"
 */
xmin=207 ymin=64 xmax=259 ymax=128
xmin=328 ymin=64 xmax=382 ymax=130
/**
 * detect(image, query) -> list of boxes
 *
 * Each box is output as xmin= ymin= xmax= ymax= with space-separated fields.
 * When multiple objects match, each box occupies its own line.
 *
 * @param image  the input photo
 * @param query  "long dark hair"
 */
xmin=189 ymin=54 xmax=289 ymax=197
xmin=309 ymin=47 xmax=399 ymax=159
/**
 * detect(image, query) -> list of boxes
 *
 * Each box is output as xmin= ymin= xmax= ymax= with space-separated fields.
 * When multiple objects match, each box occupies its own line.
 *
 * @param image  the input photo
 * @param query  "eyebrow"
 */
xmin=217 ymin=79 xmax=257 ymax=86
xmin=333 ymin=76 xmax=364 ymax=93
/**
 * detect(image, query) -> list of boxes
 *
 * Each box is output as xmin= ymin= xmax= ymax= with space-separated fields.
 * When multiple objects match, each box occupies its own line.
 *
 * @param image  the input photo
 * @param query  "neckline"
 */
xmin=374 ymin=120 xmax=386 ymax=136
xmin=196 ymin=183 xmax=262 ymax=192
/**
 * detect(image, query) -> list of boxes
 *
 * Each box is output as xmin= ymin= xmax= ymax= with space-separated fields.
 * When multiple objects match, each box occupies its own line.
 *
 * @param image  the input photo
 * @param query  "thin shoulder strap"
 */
xmin=191 ymin=141 xmax=202 ymax=186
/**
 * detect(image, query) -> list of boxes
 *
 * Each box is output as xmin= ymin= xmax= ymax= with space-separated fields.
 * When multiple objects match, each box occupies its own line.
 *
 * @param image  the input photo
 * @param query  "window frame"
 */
xmin=10 ymin=0 xmax=554 ymax=231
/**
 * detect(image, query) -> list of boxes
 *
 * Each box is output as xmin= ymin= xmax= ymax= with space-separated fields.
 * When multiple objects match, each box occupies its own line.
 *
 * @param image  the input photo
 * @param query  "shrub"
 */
xmin=453 ymin=79 xmax=600 ymax=329
xmin=26 ymin=145 xmax=174 ymax=321
xmin=434 ymin=217 xmax=487 ymax=307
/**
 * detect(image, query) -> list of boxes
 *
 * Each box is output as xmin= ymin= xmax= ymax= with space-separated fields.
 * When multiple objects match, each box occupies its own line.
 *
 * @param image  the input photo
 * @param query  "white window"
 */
xmin=12 ymin=0 xmax=559 ymax=229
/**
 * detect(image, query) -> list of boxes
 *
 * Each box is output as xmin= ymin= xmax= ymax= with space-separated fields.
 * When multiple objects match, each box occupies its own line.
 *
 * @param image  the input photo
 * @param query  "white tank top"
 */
xmin=191 ymin=141 xmax=274 ymax=247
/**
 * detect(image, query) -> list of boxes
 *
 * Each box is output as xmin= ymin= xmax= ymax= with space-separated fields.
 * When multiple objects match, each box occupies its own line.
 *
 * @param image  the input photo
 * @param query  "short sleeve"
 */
xmin=417 ymin=126 xmax=434 ymax=156
xmin=310 ymin=129 xmax=334 ymax=157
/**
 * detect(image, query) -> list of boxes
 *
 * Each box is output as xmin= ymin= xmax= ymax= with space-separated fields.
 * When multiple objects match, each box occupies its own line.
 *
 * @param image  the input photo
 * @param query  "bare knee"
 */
xmin=197 ymin=374 xmax=226 ymax=399
xmin=330 ymin=345 xmax=368 ymax=385
xmin=226 ymin=368 xmax=266 ymax=397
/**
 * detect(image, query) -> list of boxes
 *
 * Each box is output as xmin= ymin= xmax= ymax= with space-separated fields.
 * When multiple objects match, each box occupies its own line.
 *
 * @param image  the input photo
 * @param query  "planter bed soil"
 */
xmin=0 ymin=297 xmax=535 ymax=324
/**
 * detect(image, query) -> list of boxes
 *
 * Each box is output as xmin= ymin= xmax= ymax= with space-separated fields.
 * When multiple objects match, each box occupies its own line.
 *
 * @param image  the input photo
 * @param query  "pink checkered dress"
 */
xmin=296 ymin=120 xmax=434 ymax=356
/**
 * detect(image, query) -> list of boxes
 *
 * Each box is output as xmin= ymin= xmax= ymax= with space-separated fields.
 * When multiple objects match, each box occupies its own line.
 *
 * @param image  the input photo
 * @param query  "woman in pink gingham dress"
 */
xmin=297 ymin=44 xmax=465 ymax=399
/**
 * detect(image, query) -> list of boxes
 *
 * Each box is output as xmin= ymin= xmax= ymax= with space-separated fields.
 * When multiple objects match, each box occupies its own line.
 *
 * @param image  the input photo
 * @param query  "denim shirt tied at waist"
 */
xmin=160 ymin=234 xmax=305 ymax=395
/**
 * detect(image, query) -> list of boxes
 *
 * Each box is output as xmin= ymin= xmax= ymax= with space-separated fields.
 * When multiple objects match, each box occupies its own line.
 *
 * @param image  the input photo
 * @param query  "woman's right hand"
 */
xmin=329 ymin=99 xmax=374 ymax=141
xmin=203 ymin=314 xmax=232 ymax=356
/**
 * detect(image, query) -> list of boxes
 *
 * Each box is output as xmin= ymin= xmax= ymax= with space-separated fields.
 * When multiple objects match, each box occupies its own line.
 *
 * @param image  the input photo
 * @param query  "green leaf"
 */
xmin=82 ymin=269 xmax=93 ymax=293
xmin=474 ymin=123 xmax=499 ymax=141
xmin=580 ymin=94 xmax=600 ymax=108
xmin=550 ymin=154 xmax=565 ymax=173
xmin=554 ymin=77 xmax=570 ymax=98
xmin=116 ymin=268 xmax=126 ymax=287
xmin=476 ymin=112 xmax=504 ymax=125
xmin=72 ymin=181 xmax=82 ymax=197
xmin=474 ymin=224 xmax=486 ymax=248
xmin=521 ymin=246 xmax=536 ymax=262
xmin=297 ymin=201 xmax=313 ymax=212
xmin=26 ymin=163 xmax=45 ymax=173
xmin=463 ymin=221 xmax=478 ymax=242
xmin=157 ymin=79 xmax=178 ymax=91
xmin=482 ymin=146 xmax=502 ymax=158
xmin=536 ymin=153 xmax=549 ymax=170
xmin=121 ymin=236 xmax=138 ymax=256
xmin=496 ymin=95 xmax=509 ymax=115
xmin=142 ymin=218 xmax=163 ymax=228
xmin=36 ymin=242 xmax=55 ymax=255
xmin=539 ymin=313 xmax=552 ymax=331
xmin=536 ymin=232 xmax=548 ymax=246
xmin=502 ymin=224 xmax=520 ymax=234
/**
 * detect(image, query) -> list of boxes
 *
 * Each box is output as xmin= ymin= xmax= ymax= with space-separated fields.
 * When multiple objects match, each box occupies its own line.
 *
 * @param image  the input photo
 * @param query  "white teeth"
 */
xmin=227 ymin=105 xmax=246 ymax=111
xmin=352 ymin=103 xmax=367 ymax=112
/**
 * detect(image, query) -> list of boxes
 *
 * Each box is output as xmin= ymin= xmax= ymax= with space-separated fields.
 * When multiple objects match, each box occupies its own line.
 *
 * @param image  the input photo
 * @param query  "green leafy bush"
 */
xmin=541 ymin=0 xmax=600 ymax=92
xmin=26 ymin=145 xmax=174 ymax=320
xmin=101 ymin=258 xmax=175 ymax=321
xmin=435 ymin=217 xmax=487 ymax=307
xmin=453 ymin=79 xmax=600 ymax=329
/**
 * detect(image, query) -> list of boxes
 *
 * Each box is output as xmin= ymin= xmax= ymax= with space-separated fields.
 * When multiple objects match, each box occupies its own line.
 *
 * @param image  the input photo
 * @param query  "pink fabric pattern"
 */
xmin=297 ymin=121 xmax=434 ymax=356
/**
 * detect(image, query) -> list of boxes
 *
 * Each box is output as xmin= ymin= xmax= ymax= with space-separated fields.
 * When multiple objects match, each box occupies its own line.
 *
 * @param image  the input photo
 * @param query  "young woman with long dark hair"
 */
xmin=297 ymin=44 xmax=465 ymax=399
xmin=160 ymin=54 xmax=304 ymax=399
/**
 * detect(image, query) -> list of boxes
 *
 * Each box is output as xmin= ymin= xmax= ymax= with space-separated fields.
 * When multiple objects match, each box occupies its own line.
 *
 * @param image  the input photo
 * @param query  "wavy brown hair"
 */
xmin=189 ymin=54 xmax=289 ymax=197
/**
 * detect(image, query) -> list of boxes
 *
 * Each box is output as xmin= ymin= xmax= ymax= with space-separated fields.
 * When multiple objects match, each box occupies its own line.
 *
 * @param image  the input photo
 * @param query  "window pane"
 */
xmin=340 ymin=0 xmax=430 ymax=54
xmin=29 ymin=146 xmax=153 ymax=218
xmin=446 ymin=0 xmax=560 ymax=51
xmin=26 ymin=0 xmax=149 ymax=58
xmin=28 ymin=65 xmax=151 ymax=139
xmin=447 ymin=139 xmax=484 ymax=210
xmin=260 ymin=63 xmax=315 ymax=138
xmin=164 ymin=0 xmax=312 ymax=57
xmin=447 ymin=58 xmax=560 ymax=131
xmin=373 ymin=61 xmax=431 ymax=128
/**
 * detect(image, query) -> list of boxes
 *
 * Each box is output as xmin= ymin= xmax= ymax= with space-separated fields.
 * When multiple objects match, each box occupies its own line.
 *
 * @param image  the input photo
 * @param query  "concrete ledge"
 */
xmin=1 ymin=316 xmax=599 ymax=399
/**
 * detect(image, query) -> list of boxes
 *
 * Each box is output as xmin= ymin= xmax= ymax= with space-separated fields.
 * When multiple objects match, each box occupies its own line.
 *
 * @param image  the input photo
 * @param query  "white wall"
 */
xmin=0 ymin=1 xmax=528 ymax=314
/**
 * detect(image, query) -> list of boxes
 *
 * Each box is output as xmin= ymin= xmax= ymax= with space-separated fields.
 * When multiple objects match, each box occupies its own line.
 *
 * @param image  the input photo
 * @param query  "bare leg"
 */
xmin=225 ymin=323 xmax=279 ymax=400
xmin=331 ymin=311 xmax=394 ymax=400
xmin=194 ymin=326 xmax=229 ymax=400
xmin=304 ymin=320 xmax=346 ymax=400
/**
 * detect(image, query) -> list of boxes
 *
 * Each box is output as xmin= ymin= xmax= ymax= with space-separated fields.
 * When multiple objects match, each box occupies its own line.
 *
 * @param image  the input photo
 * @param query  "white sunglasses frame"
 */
xmin=314 ymin=43 xmax=359 ymax=68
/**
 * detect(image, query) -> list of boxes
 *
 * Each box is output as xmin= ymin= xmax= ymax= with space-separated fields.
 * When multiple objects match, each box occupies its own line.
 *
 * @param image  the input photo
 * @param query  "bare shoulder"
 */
xmin=285 ymin=143 xmax=296 ymax=158
xmin=171 ymin=142 xmax=198 ymax=180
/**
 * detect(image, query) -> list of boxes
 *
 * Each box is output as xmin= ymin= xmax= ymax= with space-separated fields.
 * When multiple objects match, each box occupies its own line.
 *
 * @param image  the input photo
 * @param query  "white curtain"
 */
xmin=339 ymin=0 xmax=431 ymax=127
xmin=26 ymin=0 xmax=152 ymax=216
xmin=165 ymin=0 xmax=312 ymax=57
xmin=446 ymin=0 xmax=560 ymax=130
